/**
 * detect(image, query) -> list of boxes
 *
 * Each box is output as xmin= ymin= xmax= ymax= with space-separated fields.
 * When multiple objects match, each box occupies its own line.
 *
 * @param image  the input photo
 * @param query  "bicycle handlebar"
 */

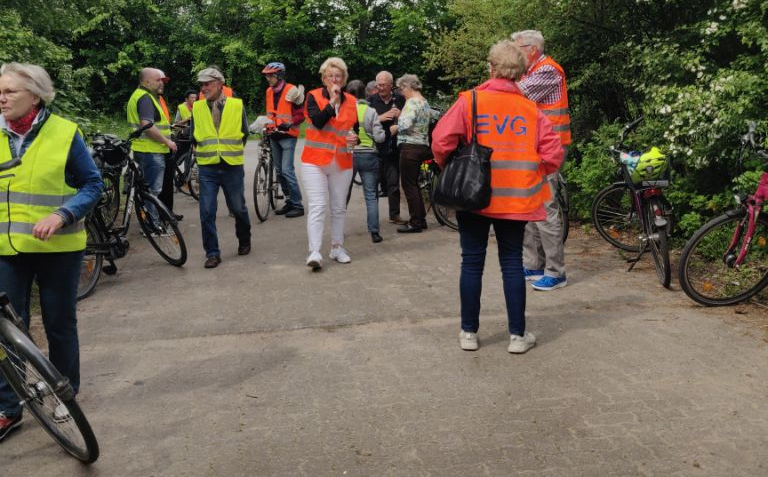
xmin=128 ymin=122 xmax=154 ymax=141
xmin=0 ymin=157 xmax=21 ymax=172
xmin=617 ymin=116 xmax=644 ymax=149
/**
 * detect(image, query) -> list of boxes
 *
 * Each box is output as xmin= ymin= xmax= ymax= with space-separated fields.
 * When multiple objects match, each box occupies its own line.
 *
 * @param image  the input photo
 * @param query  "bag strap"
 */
xmin=470 ymin=89 xmax=478 ymax=144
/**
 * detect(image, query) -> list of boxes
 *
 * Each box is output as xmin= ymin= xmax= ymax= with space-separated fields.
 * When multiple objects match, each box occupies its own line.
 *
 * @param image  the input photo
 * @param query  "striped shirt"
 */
xmin=518 ymin=55 xmax=564 ymax=106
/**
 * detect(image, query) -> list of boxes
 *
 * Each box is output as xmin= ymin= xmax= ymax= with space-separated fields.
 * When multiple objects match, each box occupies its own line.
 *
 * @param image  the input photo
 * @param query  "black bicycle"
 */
xmin=252 ymin=127 xmax=285 ymax=222
xmin=591 ymin=117 xmax=674 ymax=288
xmin=170 ymin=124 xmax=199 ymax=200
xmin=78 ymin=123 xmax=188 ymax=300
xmin=418 ymin=158 xmax=458 ymax=231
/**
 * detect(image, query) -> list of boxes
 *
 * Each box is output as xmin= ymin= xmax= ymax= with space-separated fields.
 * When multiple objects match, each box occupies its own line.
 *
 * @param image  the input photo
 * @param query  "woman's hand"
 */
xmin=389 ymin=124 xmax=398 ymax=135
xmin=329 ymin=85 xmax=341 ymax=106
xmin=346 ymin=131 xmax=359 ymax=148
xmin=32 ymin=213 xmax=65 ymax=241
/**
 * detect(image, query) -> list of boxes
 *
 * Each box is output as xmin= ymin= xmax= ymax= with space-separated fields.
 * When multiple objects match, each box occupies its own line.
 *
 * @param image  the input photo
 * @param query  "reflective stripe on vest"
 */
xmin=460 ymin=90 xmax=551 ymax=214
xmin=525 ymin=57 xmax=571 ymax=146
xmin=0 ymin=114 xmax=87 ymax=255
xmin=192 ymin=97 xmax=245 ymax=165
xmin=178 ymin=103 xmax=192 ymax=121
xmin=126 ymin=88 xmax=171 ymax=153
xmin=301 ymin=88 xmax=357 ymax=169
xmin=356 ymin=102 xmax=373 ymax=148
xmin=266 ymin=83 xmax=300 ymax=138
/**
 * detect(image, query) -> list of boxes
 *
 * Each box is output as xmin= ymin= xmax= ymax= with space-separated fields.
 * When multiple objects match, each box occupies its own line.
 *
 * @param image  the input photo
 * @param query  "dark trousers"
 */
xmin=379 ymin=151 xmax=400 ymax=218
xmin=198 ymin=163 xmax=251 ymax=258
xmin=159 ymin=153 xmax=175 ymax=213
xmin=399 ymin=143 xmax=430 ymax=228
xmin=0 ymin=251 xmax=84 ymax=416
xmin=457 ymin=211 xmax=527 ymax=336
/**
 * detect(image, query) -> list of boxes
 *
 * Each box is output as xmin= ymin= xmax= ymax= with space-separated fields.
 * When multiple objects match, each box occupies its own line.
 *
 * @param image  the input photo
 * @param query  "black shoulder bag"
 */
xmin=433 ymin=89 xmax=493 ymax=211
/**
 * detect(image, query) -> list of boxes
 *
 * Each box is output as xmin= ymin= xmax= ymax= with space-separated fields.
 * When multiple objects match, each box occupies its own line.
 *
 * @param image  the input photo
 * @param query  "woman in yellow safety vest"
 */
xmin=0 ymin=63 xmax=102 ymax=440
xmin=430 ymin=40 xmax=564 ymax=355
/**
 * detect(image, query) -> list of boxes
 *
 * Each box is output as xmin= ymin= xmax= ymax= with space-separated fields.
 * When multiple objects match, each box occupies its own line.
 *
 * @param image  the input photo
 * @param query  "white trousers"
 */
xmin=301 ymin=161 xmax=354 ymax=253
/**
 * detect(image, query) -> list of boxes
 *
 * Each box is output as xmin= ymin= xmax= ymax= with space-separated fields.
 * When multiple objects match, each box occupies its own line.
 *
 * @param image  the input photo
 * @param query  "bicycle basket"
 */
xmin=92 ymin=134 xmax=127 ymax=166
xmin=621 ymin=147 xmax=668 ymax=183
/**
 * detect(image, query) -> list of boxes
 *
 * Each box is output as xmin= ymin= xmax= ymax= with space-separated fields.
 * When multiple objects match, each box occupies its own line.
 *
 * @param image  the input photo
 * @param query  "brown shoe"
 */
xmin=389 ymin=215 xmax=407 ymax=225
xmin=204 ymin=255 xmax=222 ymax=268
xmin=238 ymin=244 xmax=251 ymax=256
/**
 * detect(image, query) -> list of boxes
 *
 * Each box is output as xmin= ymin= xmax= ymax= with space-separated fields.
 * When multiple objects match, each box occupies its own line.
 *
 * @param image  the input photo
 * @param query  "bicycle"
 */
xmin=591 ymin=117 xmax=674 ymax=288
xmin=0 ymin=157 xmax=99 ymax=463
xmin=418 ymin=158 xmax=458 ymax=231
xmin=78 ymin=123 xmax=188 ymax=300
xmin=90 ymin=134 xmax=124 ymax=230
xmin=252 ymin=126 xmax=285 ymax=222
xmin=678 ymin=122 xmax=768 ymax=306
xmin=170 ymin=124 xmax=199 ymax=201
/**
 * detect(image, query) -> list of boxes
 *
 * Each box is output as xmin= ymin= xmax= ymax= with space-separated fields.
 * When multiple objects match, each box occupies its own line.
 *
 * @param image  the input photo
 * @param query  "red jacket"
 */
xmin=431 ymin=78 xmax=563 ymax=221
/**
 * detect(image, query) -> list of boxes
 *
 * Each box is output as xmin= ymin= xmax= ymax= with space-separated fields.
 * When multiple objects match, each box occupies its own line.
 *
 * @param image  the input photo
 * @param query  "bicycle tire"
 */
xmin=678 ymin=210 xmax=768 ymax=306
xmin=645 ymin=197 xmax=671 ymax=288
xmin=77 ymin=219 xmax=103 ymax=301
xmin=556 ymin=173 xmax=569 ymax=243
xmin=0 ymin=325 xmax=99 ymax=463
xmin=100 ymin=172 xmax=121 ymax=229
xmin=269 ymin=164 xmax=285 ymax=212
xmin=592 ymin=183 xmax=642 ymax=252
xmin=428 ymin=171 xmax=458 ymax=231
xmin=136 ymin=194 xmax=187 ymax=266
xmin=187 ymin=161 xmax=200 ymax=201
xmin=253 ymin=161 xmax=270 ymax=222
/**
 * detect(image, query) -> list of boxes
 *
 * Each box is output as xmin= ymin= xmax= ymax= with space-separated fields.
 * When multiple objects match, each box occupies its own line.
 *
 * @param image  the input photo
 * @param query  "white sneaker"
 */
xmin=508 ymin=331 xmax=536 ymax=354
xmin=459 ymin=331 xmax=479 ymax=351
xmin=329 ymin=246 xmax=351 ymax=264
xmin=306 ymin=251 xmax=323 ymax=270
xmin=53 ymin=403 xmax=72 ymax=423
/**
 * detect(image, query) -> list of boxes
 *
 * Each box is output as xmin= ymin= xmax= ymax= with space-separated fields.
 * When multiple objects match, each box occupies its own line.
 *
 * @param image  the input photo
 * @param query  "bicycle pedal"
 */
xmin=103 ymin=264 xmax=118 ymax=275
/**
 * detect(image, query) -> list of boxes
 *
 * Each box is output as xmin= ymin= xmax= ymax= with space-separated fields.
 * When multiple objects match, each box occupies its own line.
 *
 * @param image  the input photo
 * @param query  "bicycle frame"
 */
xmin=727 ymin=171 xmax=768 ymax=266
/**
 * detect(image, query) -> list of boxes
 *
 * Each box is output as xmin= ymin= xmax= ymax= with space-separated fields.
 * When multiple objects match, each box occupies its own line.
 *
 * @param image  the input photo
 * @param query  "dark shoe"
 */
xmin=378 ymin=190 xmax=387 ymax=198
xmin=238 ymin=244 xmax=251 ymax=256
xmin=0 ymin=413 xmax=22 ymax=442
xmin=389 ymin=215 xmax=407 ymax=225
xmin=204 ymin=255 xmax=222 ymax=269
xmin=274 ymin=204 xmax=293 ymax=216
xmin=397 ymin=224 xmax=423 ymax=233
xmin=371 ymin=232 xmax=383 ymax=243
xmin=172 ymin=213 xmax=184 ymax=221
xmin=285 ymin=208 xmax=304 ymax=218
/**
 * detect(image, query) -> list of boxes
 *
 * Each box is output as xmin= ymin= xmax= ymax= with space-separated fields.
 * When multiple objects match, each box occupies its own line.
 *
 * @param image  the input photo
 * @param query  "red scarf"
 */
xmin=8 ymin=107 xmax=40 ymax=135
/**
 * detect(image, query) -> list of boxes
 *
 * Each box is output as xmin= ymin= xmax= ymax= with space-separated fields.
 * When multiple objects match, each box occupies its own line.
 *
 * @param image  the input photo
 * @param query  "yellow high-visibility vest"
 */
xmin=192 ymin=98 xmax=245 ymax=166
xmin=126 ymin=88 xmax=171 ymax=153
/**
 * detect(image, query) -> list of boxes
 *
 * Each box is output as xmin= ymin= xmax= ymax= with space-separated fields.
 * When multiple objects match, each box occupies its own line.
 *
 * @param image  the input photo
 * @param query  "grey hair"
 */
xmin=0 ymin=62 xmax=56 ymax=104
xmin=395 ymin=74 xmax=422 ymax=91
xmin=365 ymin=80 xmax=377 ymax=95
xmin=511 ymin=30 xmax=546 ymax=53
xmin=376 ymin=71 xmax=393 ymax=84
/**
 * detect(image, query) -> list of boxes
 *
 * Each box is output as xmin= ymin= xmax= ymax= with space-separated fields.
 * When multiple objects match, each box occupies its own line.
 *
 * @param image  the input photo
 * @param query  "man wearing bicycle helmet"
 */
xmin=262 ymin=62 xmax=305 ymax=218
xmin=513 ymin=30 xmax=570 ymax=292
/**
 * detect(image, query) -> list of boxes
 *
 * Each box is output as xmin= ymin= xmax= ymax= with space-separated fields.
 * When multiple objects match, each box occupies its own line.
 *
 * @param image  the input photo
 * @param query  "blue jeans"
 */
xmin=269 ymin=137 xmax=303 ymax=210
xmin=353 ymin=151 xmax=381 ymax=233
xmin=0 ymin=251 xmax=83 ymax=417
xmin=198 ymin=163 xmax=251 ymax=258
xmin=457 ymin=211 xmax=527 ymax=336
xmin=135 ymin=151 xmax=166 ymax=222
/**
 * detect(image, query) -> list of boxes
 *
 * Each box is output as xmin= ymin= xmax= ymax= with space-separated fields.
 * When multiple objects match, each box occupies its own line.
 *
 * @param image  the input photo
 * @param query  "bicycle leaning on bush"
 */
xmin=678 ymin=122 xmax=768 ymax=306
xmin=590 ymin=117 xmax=674 ymax=288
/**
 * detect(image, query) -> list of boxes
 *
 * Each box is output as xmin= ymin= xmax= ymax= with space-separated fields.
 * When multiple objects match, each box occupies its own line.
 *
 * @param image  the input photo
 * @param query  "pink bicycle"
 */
xmin=678 ymin=122 xmax=768 ymax=306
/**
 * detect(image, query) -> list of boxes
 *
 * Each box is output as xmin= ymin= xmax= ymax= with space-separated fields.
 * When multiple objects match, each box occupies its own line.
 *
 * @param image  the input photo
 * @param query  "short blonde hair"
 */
xmin=487 ymin=40 xmax=527 ymax=81
xmin=319 ymin=57 xmax=348 ymax=85
xmin=395 ymin=74 xmax=422 ymax=91
xmin=0 ymin=62 xmax=56 ymax=104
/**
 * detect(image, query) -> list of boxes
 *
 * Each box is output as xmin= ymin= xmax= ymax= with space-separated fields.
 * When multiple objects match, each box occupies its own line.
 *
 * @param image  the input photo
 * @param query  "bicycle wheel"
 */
xmin=556 ymin=173 xmax=569 ymax=243
xmin=253 ymin=161 xmax=270 ymax=222
xmin=269 ymin=164 xmax=285 ymax=212
xmin=645 ymin=197 xmax=671 ymax=288
xmin=77 ymin=219 xmax=103 ymax=301
xmin=100 ymin=172 xmax=121 ymax=229
xmin=187 ymin=160 xmax=200 ymax=201
xmin=592 ymin=183 xmax=642 ymax=252
xmin=418 ymin=163 xmax=434 ymax=213
xmin=0 ymin=326 xmax=99 ymax=463
xmin=429 ymin=171 xmax=458 ymax=231
xmin=136 ymin=194 xmax=187 ymax=266
xmin=679 ymin=210 xmax=768 ymax=306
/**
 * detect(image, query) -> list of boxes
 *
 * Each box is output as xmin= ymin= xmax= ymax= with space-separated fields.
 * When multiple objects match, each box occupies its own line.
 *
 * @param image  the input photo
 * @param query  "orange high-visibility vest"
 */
xmin=524 ymin=57 xmax=571 ymax=146
xmin=301 ymin=88 xmax=356 ymax=169
xmin=199 ymin=85 xmax=233 ymax=101
xmin=159 ymin=95 xmax=171 ymax=122
xmin=266 ymin=83 xmax=300 ymax=138
xmin=460 ymin=90 xmax=550 ymax=214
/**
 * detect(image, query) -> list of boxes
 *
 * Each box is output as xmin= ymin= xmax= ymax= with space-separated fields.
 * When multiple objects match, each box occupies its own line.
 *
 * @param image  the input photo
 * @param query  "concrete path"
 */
xmin=2 ymin=140 xmax=767 ymax=476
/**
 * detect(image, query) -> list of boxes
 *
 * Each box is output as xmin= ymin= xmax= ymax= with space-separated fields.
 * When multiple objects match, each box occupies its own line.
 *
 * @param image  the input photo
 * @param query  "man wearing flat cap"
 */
xmin=190 ymin=67 xmax=252 ymax=269
xmin=126 ymin=67 xmax=177 ymax=224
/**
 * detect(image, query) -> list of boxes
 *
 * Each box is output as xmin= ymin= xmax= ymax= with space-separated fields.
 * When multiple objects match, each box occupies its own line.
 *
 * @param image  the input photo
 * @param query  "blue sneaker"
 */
xmin=532 ymin=275 xmax=567 ymax=291
xmin=524 ymin=268 xmax=544 ymax=281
